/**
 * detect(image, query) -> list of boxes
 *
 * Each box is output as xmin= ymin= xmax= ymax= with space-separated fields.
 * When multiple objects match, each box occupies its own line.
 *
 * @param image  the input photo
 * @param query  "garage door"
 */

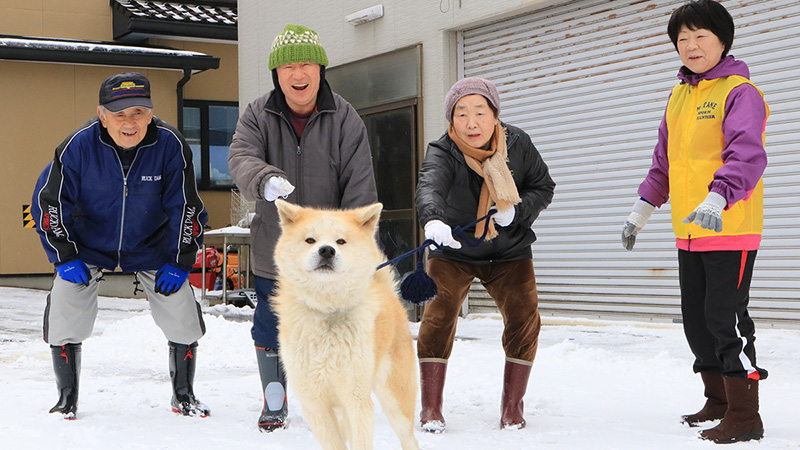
xmin=460 ymin=0 xmax=800 ymax=324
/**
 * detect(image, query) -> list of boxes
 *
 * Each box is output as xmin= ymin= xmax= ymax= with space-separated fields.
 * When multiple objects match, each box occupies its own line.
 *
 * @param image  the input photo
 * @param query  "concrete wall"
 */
xmin=237 ymin=0 xmax=564 ymax=149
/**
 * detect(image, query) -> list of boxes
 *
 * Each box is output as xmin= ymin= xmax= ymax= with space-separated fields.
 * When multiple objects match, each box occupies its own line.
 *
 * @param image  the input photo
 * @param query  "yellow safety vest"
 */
xmin=666 ymin=75 xmax=768 ymax=248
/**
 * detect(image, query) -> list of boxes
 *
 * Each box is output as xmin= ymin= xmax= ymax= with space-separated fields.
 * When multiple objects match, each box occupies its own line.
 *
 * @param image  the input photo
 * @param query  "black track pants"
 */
xmin=678 ymin=249 xmax=765 ymax=378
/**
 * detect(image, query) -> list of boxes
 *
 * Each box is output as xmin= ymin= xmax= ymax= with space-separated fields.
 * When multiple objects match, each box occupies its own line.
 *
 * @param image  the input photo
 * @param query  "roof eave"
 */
xmin=0 ymin=37 xmax=220 ymax=73
xmin=113 ymin=15 xmax=237 ymax=42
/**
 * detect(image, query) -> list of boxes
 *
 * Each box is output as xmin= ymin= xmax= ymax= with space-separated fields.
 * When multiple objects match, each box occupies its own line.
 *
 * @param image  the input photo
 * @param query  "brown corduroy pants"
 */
xmin=416 ymin=258 xmax=542 ymax=362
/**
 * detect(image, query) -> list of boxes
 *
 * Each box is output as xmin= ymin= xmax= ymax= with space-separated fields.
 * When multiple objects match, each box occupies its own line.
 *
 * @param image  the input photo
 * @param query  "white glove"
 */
xmin=424 ymin=220 xmax=462 ymax=250
xmin=491 ymin=206 xmax=515 ymax=227
xmin=683 ymin=192 xmax=726 ymax=233
xmin=622 ymin=198 xmax=656 ymax=251
xmin=237 ymin=212 xmax=255 ymax=228
xmin=264 ymin=177 xmax=295 ymax=202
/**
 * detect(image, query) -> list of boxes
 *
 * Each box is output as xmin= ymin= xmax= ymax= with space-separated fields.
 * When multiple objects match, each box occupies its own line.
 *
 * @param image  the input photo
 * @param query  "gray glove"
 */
xmin=622 ymin=198 xmax=656 ymax=251
xmin=683 ymin=192 xmax=726 ymax=233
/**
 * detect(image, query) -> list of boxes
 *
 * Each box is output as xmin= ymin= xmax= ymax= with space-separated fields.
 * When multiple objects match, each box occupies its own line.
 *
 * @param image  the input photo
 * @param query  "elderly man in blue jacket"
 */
xmin=32 ymin=72 xmax=209 ymax=420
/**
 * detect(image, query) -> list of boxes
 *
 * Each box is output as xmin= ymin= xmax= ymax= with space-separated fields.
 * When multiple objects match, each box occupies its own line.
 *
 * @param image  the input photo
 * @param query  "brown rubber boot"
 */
xmin=419 ymin=359 xmax=447 ymax=433
xmin=500 ymin=359 xmax=532 ymax=430
xmin=681 ymin=371 xmax=727 ymax=427
xmin=700 ymin=377 xmax=764 ymax=443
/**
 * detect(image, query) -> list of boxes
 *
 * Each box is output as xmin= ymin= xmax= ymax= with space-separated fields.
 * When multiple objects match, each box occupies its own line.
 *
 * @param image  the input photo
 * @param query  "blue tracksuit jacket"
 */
xmin=32 ymin=116 xmax=207 ymax=273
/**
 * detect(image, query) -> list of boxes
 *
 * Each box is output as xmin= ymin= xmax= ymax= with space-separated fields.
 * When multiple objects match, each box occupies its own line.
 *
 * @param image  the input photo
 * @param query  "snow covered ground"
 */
xmin=1 ymin=286 xmax=799 ymax=449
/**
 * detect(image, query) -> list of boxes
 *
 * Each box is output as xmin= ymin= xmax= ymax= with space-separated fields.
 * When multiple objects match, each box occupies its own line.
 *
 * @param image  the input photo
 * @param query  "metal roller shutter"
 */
xmin=460 ymin=0 xmax=800 ymax=324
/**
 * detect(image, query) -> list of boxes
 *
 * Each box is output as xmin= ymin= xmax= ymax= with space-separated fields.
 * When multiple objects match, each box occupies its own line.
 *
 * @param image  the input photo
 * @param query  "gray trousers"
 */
xmin=44 ymin=264 xmax=205 ymax=346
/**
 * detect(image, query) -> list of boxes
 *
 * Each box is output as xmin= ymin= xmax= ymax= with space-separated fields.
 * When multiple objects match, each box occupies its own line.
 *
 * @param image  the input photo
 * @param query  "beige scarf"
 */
xmin=448 ymin=122 xmax=521 ymax=240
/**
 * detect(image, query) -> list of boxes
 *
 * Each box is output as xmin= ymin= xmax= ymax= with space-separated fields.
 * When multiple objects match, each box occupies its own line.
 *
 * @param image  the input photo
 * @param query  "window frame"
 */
xmin=182 ymin=99 xmax=238 ymax=191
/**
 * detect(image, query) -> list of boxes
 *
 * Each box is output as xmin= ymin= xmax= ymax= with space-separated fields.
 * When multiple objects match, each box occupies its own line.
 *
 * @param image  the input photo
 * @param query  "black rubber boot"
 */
xmin=49 ymin=343 xmax=81 ymax=419
xmin=256 ymin=346 xmax=288 ymax=432
xmin=169 ymin=341 xmax=210 ymax=417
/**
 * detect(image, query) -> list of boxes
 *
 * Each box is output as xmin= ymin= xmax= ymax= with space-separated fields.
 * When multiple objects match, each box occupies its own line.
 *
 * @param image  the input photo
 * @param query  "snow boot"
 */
xmin=419 ymin=359 xmax=447 ymax=433
xmin=256 ymin=346 xmax=287 ymax=432
xmin=501 ymin=358 xmax=532 ymax=430
xmin=681 ymin=371 xmax=727 ymax=427
xmin=49 ymin=343 xmax=81 ymax=419
xmin=169 ymin=341 xmax=210 ymax=417
xmin=700 ymin=376 xmax=763 ymax=443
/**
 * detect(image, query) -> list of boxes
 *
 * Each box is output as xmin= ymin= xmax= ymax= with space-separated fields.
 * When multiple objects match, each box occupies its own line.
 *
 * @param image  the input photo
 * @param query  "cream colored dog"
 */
xmin=273 ymin=199 xmax=420 ymax=450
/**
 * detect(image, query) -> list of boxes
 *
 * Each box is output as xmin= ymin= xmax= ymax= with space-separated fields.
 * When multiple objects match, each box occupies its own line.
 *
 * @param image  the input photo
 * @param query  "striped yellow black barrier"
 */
xmin=23 ymin=204 xmax=35 ymax=228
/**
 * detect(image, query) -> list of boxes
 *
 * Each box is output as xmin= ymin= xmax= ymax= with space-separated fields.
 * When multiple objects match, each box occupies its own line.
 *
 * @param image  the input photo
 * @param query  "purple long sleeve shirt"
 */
xmin=638 ymin=56 xmax=768 ymax=209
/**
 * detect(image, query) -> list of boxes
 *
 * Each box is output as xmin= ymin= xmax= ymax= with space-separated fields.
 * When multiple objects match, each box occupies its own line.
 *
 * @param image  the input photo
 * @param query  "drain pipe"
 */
xmin=177 ymin=68 xmax=192 ymax=132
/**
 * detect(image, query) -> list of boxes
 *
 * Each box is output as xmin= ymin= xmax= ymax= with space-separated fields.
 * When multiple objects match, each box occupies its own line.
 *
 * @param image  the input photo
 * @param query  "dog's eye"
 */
xmin=305 ymin=237 xmax=316 ymax=244
xmin=336 ymin=239 xmax=346 ymax=245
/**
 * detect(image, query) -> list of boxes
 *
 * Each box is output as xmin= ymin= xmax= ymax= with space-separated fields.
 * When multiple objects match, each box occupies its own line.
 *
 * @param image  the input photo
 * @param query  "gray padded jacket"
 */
xmin=228 ymin=80 xmax=378 ymax=278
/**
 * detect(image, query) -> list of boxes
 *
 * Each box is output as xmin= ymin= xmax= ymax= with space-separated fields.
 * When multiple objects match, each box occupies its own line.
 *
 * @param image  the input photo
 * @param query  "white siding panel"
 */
xmin=460 ymin=0 xmax=800 ymax=323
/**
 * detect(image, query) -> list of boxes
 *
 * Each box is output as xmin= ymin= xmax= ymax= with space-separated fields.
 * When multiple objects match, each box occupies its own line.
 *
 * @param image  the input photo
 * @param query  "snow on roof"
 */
xmin=0 ymin=36 xmax=207 ymax=58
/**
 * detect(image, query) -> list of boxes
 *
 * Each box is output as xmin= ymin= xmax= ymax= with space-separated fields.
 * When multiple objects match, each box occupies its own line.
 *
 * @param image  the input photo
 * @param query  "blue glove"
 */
xmin=57 ymin=259 xmax=91 ymax=286
xmin=155 ymin=264 xmax=189 ymax=296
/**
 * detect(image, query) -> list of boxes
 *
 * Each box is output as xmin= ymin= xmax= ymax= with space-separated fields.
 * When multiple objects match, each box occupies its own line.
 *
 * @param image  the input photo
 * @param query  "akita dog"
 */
xmin=273 ymin=199 xmax=420 ymax=450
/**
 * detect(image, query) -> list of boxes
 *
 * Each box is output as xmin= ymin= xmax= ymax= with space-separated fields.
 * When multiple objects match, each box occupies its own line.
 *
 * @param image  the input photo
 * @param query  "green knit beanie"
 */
xmin=268 ymin=24 xmax=329 ymax=71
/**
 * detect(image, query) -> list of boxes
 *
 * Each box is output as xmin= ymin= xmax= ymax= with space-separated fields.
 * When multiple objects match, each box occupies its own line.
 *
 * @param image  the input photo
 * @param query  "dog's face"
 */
xmin=274 ymin=200 xmax=384 ymax=307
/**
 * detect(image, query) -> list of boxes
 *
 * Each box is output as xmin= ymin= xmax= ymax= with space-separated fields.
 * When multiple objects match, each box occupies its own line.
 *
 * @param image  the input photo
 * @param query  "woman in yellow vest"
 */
xmin=621 ymin=0 xmax=768 ymax=444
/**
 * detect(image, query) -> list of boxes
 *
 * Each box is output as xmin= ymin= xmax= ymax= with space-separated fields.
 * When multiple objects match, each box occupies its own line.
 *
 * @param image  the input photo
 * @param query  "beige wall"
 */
xmin=0 ymin=0 xmax=238 ymax=275
xmin=0 ymin=0 xmax=113 ymax=40
xmin=154 ymin=40 xmax=240 ymax=103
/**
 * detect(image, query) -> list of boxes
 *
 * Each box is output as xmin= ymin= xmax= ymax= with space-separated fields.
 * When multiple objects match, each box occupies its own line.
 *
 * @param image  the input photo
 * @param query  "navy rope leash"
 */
xmin=376 ymin=210 xmax=496 ymax=305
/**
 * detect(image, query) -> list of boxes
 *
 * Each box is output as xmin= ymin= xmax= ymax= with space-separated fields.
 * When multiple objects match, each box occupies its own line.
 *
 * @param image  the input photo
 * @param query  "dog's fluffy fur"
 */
xmin=273 ymin=199 xmax=419 ymax=450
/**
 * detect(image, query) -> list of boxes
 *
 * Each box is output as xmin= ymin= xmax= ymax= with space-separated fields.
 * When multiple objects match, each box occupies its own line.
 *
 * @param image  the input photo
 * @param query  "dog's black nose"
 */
xmin=318 ymin=245 xmax=336 ymax=259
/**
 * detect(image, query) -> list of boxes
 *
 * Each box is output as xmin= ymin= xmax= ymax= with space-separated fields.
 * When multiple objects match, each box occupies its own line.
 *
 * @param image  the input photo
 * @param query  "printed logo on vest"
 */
xmin=140 ymin=175 xmax=162 ymax=182
xmin=696 ymin=101 xmax=718 ymax=121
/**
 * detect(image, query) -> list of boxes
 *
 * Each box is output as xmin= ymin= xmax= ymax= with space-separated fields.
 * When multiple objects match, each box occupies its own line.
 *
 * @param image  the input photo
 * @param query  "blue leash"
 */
xmin=376 ymin=209 xmax=496 ymax=270
xmin=376 ymin=210 xmax=497 ymax=304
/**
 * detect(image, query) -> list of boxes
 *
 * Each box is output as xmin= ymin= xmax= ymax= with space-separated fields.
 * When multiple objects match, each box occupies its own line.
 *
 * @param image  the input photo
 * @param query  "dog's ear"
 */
xmin=275 ymin=198 xmax=303 ymax=226
xmin=353 ymin=202 xmax=383 ymax=232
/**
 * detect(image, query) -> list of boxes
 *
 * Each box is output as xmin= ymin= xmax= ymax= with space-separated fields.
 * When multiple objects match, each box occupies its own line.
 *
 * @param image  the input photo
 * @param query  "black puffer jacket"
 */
xmin=415 ymin=123 xmax=555 ymax=264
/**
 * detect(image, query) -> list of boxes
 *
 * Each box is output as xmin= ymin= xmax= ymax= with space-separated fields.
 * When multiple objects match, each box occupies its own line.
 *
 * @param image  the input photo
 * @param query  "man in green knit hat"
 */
xmin=228 ymin=24 xmax=378 ymax=432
